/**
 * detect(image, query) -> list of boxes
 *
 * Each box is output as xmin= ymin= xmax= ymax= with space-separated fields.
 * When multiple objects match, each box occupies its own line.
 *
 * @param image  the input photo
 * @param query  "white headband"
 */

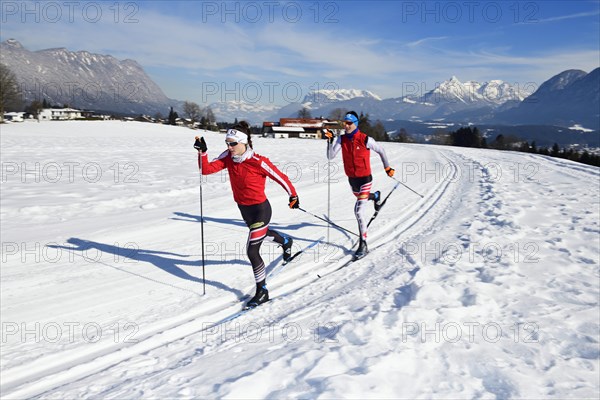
xmin=226 ymin=129 xmax=248 ymax=144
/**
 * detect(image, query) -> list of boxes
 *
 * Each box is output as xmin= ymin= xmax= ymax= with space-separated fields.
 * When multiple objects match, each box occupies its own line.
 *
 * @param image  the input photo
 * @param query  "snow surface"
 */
xmin=1 ymin=121 xmax=599 ymax=399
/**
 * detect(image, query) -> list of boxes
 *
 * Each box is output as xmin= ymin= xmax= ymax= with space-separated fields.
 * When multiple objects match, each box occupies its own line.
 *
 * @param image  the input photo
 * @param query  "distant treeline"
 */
xmin=438 ymin=126 xmax=600 ymax=167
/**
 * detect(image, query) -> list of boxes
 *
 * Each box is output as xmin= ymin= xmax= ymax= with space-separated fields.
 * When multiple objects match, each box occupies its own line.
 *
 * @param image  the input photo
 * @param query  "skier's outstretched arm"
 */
xmin=367 ymin=137 xmax=395 ymax=177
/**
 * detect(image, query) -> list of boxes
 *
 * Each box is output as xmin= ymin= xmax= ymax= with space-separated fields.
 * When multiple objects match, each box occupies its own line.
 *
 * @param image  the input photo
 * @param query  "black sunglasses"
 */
xmin=225 ymin=141 xmax=239 ymax=147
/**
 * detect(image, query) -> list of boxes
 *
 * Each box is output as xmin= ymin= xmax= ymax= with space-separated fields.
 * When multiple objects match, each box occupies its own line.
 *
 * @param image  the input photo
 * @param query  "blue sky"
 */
xmin=1 ymin=0 xmax=599 ymax=105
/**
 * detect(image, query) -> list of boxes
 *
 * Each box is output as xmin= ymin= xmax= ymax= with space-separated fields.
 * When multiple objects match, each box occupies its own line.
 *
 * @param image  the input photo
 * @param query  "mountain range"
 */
xmin=0 ymin=39 xmax=176 ymax=116
xmin=1 ymin=39 xmax=598 ymax=131
xmin=495 ymin=69 xmax=600 ymax=129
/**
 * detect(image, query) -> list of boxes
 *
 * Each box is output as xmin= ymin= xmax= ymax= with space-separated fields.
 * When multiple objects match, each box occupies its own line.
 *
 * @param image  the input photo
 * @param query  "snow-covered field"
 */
xmin=1 ymin=121 xmax=599 ymax=399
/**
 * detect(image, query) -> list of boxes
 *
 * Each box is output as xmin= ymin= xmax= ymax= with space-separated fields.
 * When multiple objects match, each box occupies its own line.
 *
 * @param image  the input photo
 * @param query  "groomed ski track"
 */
xmin=2 ymin=145 xmax=463 ymax=398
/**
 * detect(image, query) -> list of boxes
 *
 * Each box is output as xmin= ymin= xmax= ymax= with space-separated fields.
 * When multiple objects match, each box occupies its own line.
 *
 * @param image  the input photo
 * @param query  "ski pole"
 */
xmin=198 ymin=155 xmax=206 ymax=295
xmin=391 ymin=176 xmax=424 ymax=198
xmin=326 ymin=142 xmax=331 ymax=243
xmin=298 ymin=207 xmax=359 ymax=237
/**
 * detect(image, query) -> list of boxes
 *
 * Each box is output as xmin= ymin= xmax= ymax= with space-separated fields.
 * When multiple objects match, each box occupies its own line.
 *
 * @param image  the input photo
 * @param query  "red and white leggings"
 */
xmin=349 ymin=175 xmax=375 ymax=241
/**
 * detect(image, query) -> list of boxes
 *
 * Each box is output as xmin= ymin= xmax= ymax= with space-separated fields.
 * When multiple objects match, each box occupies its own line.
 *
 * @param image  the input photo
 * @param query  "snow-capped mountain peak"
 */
xmin=424 ymin=76 xmax=532 ymax=105
xmin=302 ymin=88 xmax=382 ymax=106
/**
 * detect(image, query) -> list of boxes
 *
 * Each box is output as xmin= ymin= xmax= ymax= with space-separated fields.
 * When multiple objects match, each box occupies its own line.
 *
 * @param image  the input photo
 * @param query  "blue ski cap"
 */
xmin=344 ymin=113 xmax=359 ymax=126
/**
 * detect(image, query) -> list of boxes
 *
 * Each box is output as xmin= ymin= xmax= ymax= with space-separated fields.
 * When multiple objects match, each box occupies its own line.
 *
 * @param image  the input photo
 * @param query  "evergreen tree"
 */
xmin=530 ymin=141 xmax=537 ymax=153
xmin=451 ymin=127 xmax=482 ymax=148
xmin=519 ymin=141 xmax=530 ymax=153
xmin=394 ymin=128 xmax=414 ymax=143
xmin=168 ymin=107 xmax=178 ymax=125
xmin=0 ymin=64 xmax=22 ymax=119
xmin=358 ymin=112 xmax=369 ymax=131
xmin=492 ymin=134 xmax=506 ymax=150
xmin=373 ymin=120 xmax=389 ymax=142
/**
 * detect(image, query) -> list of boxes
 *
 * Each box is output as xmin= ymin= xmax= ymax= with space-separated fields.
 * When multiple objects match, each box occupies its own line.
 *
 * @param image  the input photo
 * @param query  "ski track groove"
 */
xmin=4 ymin=149 xmax=470 ymax=398
xmin=77 ymin=148 xmax=466 ymax=396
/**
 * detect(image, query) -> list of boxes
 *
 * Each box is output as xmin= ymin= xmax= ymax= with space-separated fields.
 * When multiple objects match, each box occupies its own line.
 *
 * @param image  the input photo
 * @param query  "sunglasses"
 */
xmin=225 ymin=141 xmax=239 ymax=147
xmin=344 ymin=121 xmax=354 ymax=125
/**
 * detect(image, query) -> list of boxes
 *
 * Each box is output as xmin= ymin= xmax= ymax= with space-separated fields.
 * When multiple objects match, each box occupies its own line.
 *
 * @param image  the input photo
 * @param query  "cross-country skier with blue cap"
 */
xmin=324 ymin=111 xmax=395 ymax=260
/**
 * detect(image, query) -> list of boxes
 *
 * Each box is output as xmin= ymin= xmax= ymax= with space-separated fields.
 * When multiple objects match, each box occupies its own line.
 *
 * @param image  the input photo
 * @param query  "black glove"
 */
xmin=194 ymin=136 xmax=207 ymax=153
xmin=322 ymin=129 xmax=334 ymax=144
xmin=288 ymin=195 xmax=299 ymax=209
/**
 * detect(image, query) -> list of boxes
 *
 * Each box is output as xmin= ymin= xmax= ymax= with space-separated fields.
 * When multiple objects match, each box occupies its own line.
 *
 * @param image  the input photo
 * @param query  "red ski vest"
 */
xmin=341 ymin=130 xmax=371 ymax=178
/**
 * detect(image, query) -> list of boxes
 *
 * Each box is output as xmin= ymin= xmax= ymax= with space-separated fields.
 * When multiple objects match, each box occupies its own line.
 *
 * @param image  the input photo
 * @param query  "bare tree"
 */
xmin=0 ymin=64 xmax=22 ymax=121
xmin=297 ymin=107 xmax=312 ymax=119
xmin=328 ymin=108 xmax=347 ymax=122
xmin=205 ymin=107 xmax=216 ymax=124
xmin=183 ymin=101 xmax=201 ymax=122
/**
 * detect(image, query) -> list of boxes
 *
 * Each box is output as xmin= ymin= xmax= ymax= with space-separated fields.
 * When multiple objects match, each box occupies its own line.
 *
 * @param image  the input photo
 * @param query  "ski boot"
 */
xmin=353 ymin=239 xmax=369 ymax=261
xmin=245 ymin=281 xmax=269 ymax=309
xmin=282 ymin=236 xmax=293 ymax=263
xmin=372 ymin=190 xmax=382 ymax=211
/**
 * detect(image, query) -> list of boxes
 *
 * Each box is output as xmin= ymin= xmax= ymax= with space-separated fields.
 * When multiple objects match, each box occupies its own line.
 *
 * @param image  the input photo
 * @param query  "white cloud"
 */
xmin=532 ymin=10 xmax=600 ymax=24
xmin=405 ymin=36 xmax=449 ymax=47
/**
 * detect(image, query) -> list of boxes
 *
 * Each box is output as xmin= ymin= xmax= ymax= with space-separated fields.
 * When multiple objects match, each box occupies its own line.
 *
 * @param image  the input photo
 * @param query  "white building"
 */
xmin=263 ymin=118 xmax=341 ymax=139
xmin=38 ymin=108 xmax=82 ymax=121
xmin=267 ymin=126 xmax=305 ymax=139
xmin=3 ymin=112 xmax=25 ymax=122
